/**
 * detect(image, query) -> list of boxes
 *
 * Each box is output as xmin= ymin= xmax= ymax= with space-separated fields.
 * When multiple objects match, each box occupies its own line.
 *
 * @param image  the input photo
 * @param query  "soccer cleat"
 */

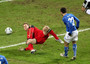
xmin=55 ymin=39 xmax=64 ymax=44
xmin=60 ymin=53 xmax=68 ymax=58
xmin=71 ymin=56 xmax=76 ymax=60
xmin=19 ymin=47 xmax=25 ymax=51
xmin=31 ymin=49 xmax=36 ymax=54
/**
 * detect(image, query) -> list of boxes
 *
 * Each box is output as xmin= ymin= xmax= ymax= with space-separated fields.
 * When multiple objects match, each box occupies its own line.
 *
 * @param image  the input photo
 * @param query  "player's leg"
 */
xmin=26 ymin=39 xmax=36 ymax=44
xmin=64 ymin=41 xmax=69 ymax=57
xmin=26 ymin=26 xmax=35 ymax=52
xmin=19 ymin=39 xmax=36 ymax=52
xmin=20 ymin=25 xmax=36 ymax=53
xmin=71 ymin=30 xmax=78 ymax=60
xmin=60 ymin=32 xmax=71 ymax=57
xmin=26 ymin=39 xmax=36 ymax=53
xmin=71 ymin=41 xmax=77 ymax=60
xmin=25 ymin=43 xmax=34 ymax=51
xmin=60 ymin=41 xmax=69 ymax=57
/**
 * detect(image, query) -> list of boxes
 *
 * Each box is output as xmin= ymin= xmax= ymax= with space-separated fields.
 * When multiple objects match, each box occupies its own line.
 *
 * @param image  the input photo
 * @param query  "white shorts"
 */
xmin=64 ymin=30 xmax=78 ymax=43
xmin=86 ymin=9 xmax=90 ymax=15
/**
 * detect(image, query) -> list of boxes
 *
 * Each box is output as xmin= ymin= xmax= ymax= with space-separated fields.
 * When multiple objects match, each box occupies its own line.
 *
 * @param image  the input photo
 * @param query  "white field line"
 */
xmin=0 ymin=28 xmax=90 ymax=49
xmin=0 ymin=0 xmax=12 ymax=3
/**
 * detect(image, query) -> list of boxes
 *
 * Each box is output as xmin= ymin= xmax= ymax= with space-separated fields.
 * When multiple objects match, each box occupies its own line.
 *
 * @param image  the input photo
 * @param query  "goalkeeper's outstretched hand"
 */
xmin=55 ymin=39 xmax=64 ymax=44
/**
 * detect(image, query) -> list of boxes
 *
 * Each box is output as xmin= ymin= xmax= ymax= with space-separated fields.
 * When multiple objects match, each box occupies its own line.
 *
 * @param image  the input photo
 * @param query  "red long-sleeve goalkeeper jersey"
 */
xmin=27 ymin=27 xmax=59 ymax=44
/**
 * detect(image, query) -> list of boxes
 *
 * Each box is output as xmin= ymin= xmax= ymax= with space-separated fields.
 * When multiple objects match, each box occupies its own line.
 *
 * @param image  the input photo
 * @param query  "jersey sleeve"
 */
xmin=3 ymin=56 xmax=8 ymax=64
xmin=62 ymin=18 xmax=66 ymax=25
xmin=49 ymin=30 xmax=59 ymax=40
xmin=73 ymin=15 xmax=80 ymax=28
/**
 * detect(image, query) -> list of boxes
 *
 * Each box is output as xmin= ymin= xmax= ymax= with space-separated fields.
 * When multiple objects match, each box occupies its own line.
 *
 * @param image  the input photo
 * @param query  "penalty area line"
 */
xmin=0 ymin=28 xmax=90 ymax=49
xmin=0 ymin=0 xmax=12 ymax=3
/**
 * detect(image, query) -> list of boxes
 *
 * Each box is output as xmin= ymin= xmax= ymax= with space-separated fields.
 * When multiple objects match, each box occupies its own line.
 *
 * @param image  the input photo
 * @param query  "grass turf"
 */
xmin=0 ymin=0 xmax=90 ymax=64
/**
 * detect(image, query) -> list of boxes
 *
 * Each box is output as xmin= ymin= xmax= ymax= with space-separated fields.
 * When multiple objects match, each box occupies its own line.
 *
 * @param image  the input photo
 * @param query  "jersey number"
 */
xmin=68 ymin=17 xmax=75 ymax=26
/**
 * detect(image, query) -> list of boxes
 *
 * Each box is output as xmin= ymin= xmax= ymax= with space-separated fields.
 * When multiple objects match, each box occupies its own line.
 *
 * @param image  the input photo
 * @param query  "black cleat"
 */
xmin=71 ymin=56 xmax=76 ymax=60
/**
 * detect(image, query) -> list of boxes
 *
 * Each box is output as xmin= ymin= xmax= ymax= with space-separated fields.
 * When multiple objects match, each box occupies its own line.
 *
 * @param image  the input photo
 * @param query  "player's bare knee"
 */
xmin=72 ymin=41 xmax=76 ymax=44
xmin=43 ymin=26 xmax=50 ymax=31
xmin=64 ymin=41 xmax=69 ymax=47
xmin=26 ymin=39 xmax=33 ymax=44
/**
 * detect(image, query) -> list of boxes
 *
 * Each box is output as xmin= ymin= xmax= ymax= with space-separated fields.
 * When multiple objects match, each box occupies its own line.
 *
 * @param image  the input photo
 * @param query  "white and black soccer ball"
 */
xmin=5 ymin=27 xmax=13 ymax=35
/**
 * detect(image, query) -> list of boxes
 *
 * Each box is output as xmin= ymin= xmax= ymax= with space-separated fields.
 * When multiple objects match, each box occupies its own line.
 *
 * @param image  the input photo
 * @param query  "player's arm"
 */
xmin=43 ymin=26 xmax=59 ymax=40
xmin=62 ymin=18 xmax=67 ymax=25
xmin=73 ymin=15 xmax=80 ymax=29
xmin=3 ymin=56 xmax=8 ymax=64
xmin=48 ymin=29 xmax=64 ymax=43
xmin=43 ymin=26 xmax=64 ymax=43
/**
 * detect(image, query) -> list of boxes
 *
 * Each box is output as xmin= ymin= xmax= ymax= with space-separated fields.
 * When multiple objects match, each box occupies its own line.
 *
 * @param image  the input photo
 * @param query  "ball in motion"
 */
xmin=5 ymin=27 xmax=13 ymax=34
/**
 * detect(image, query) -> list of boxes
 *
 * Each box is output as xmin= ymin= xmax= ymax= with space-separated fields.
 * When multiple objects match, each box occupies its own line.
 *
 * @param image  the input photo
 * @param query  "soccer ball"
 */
xmin=5 ymin=27 xmax=13 ymax=34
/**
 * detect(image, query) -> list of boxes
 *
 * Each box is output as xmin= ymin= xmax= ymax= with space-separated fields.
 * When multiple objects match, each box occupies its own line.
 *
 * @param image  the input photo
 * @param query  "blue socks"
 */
xmin=64 ymin=44 xmax=77 ymax=57
xmin=73 ymin=44 xmax=77 ymax=57
xmin=64 ymin=47 xmax=69 ymax=56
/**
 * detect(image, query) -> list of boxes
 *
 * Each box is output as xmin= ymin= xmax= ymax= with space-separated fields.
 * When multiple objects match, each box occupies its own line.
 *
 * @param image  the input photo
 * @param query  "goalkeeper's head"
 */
xmin=43 ymin=26 xmax=50 ymax=35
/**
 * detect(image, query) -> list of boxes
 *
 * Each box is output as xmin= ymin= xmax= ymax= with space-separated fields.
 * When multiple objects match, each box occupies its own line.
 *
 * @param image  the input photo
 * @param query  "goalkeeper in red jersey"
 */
xmin=19 ymin=23 xmax=64 ymax=54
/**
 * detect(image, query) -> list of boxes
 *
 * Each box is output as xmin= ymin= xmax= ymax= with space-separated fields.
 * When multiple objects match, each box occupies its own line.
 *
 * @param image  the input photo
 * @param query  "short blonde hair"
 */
xmin=23 ymin=23 xmax=29 ymax=26
xmin=43 ymin=26 xmax=50 ymax=32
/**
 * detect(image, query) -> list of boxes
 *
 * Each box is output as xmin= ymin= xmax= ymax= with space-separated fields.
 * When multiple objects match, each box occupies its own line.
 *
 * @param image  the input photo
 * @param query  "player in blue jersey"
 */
xmin=0 ymin=55 xmax=8 ymax=64
xmin=60 ymin=7 xmax=80 ymax=60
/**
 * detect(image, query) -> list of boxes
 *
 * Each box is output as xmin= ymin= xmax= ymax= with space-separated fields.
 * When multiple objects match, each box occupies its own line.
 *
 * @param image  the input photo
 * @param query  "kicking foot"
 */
xmin=71 ymin=56 xmax=76 ymax=60
xmin=31 ymin=49 xmax=36 ymax=54
xmin=60 ymin=53 xmax=68 ymax=58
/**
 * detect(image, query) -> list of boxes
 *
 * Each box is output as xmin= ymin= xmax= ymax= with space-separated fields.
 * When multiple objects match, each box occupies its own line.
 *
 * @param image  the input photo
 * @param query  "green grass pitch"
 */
xmin=0 ymin=0 xmax=90 ymax=64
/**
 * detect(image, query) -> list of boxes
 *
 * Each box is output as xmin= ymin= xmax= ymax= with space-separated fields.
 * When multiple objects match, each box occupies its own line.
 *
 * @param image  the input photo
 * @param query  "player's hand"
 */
xmin=68 ymin=33 xmax=72 ymax=36
xmin=26 ymin=40 xmax=29 ymax=45
xmin=76 ymin=27 xmax=79 ymax=29
xmin=55 ymin=39 xmax=64 ymax=44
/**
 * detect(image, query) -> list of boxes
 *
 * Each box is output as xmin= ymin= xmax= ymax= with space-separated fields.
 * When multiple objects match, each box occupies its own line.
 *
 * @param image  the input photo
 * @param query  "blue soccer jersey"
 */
xmin=0 ymin=55 xmax=8 ymax=64
xmin=62 ymin=13 xmax=80 ymax=34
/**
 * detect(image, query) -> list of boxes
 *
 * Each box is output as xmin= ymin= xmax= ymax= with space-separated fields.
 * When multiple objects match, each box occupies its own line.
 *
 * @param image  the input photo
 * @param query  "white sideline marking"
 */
xmin=0 ymin=28 xmax=90 ymax=49
xmin=0 ymin=0 xmax=12 ymax=3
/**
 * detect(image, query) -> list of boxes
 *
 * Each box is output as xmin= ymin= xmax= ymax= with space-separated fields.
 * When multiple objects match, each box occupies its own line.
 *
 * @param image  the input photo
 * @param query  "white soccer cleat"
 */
xmin=31 ymin=49 xmax=36 ymax=54
xmin=55 ymin=39 xmax=64 ymax=44
xmin=71 ymin=56 xmax=76 ymax=60
xmin=60 ymin=53 xmax=68 ymax=58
